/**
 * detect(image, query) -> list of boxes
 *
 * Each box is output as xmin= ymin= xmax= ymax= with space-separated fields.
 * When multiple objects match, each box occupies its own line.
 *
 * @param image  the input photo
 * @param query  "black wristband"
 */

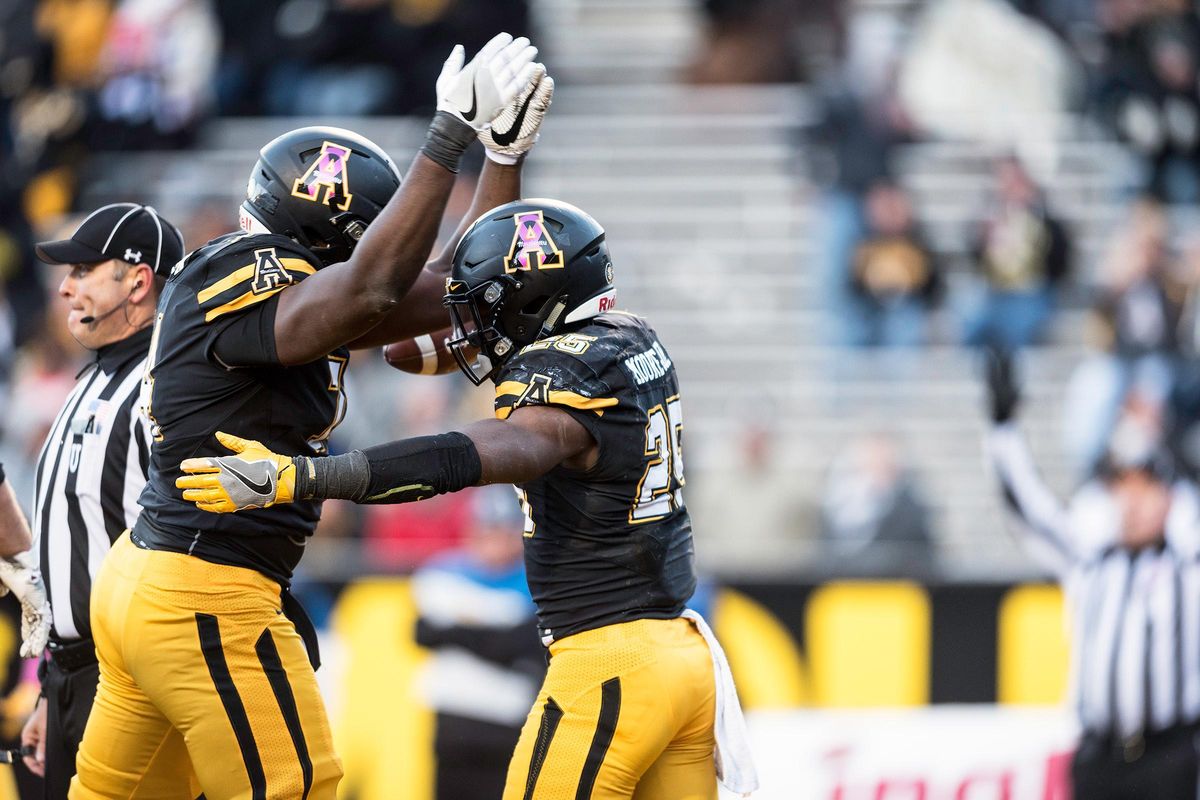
xmin=420 ymin=111 xmax=477 ymax=173
xmin=294 ymin=451 xmax=369 ymax=502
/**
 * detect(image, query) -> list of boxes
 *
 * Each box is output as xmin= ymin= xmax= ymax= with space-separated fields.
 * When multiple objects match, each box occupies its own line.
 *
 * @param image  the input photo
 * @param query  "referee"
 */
xmin=984 ymin=349 xmax=1200 ymax=799
xmin=20 ymin=204 xmax=183 ymax=796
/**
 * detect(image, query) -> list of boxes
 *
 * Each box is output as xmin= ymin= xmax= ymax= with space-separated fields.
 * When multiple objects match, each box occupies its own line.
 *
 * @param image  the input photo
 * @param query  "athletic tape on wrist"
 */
xmin=421 ymin=111 xmax=477 ymax=173
xmin=295 ymin=451 xmax=370 ymax=502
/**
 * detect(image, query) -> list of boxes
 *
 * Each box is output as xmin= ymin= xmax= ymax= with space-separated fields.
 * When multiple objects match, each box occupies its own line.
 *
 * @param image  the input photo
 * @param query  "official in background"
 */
xmin=412 ymin=485 xmax=545 ymax=800
xmin=984 ymin=348 xmax=1200 ymax=799
xmin=20 ymin=204 xmax=184 ymax=797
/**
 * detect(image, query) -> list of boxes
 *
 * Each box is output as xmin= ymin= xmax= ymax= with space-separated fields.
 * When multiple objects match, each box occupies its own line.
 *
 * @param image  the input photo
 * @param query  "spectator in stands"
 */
xmin=810 ymin=56 xmax=917 ymax=348
xmin=985 ymin=347 xmax=1200 ymax=800
xmin=1094 ymin=4 xmax=1200 ymax=202
xmin=9 ymin=2 xmax=99 ymax=226
xmin=688 ymin=411 xmax=809 ymax=569
xmin=1063 ymin=197 xmax=1186 ymax=474
xmin=0 ymin=195 xmax=46 ymax=356
xmin=1093 ymin=199 xmax=1185 ymax=363
xmin=961 ymin=156 xmax=1072 ymax=350
xmin=845 ymin=181 xmax=941 ymax=347
xmin=819 ymin=430 xmax=935 ymax=575
xmin=685 ymin=0 xmax=804 ymax=83
xmin=89 ymin=0 xmax=220 ymax=150
xmin=1166 ymin=233 xmax=1200 ymax=476
xmin=411 ymin=485 xmax=543 ymax=800
xmin=211 ymin=0 xmax=288 ymax=116
xmin=242 ymin=0 xmax=530 ymax=117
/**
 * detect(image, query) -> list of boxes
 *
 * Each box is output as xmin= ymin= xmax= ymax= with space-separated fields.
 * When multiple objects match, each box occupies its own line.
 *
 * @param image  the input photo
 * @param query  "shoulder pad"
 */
xmin=193 ymin=234 xmax=320 ymax=324
xmin=494 ymin=343 xmax=615 ymax=421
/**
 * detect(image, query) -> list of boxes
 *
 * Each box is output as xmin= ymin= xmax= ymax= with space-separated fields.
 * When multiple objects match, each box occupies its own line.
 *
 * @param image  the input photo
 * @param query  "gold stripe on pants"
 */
xmin=71 ymin=532 xmax=342 ymax=800
xmin=504 ymin=617 xmax=717 ymax=800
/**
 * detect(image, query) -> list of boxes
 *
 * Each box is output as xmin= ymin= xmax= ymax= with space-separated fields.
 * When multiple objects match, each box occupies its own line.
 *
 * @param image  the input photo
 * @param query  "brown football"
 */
xmin=383 ymin=326 xmax=461 ymax=375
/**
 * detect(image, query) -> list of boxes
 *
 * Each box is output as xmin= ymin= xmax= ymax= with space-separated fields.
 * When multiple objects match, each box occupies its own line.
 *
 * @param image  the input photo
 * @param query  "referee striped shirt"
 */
xmin=33 ymin=327 xmax=153 ymax=642
xmin=987 ymin=422 xmax=1200 ymax=741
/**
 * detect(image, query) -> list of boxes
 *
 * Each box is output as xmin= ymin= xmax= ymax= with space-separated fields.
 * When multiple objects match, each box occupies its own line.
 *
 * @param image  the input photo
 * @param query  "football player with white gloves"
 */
xmin=70 ymin=34 xmax=556 ymax=800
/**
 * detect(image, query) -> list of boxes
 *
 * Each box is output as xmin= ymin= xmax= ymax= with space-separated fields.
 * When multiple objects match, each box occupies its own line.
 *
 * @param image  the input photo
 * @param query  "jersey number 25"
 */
xmin=630 ymin=396 xmax=684 ymax=523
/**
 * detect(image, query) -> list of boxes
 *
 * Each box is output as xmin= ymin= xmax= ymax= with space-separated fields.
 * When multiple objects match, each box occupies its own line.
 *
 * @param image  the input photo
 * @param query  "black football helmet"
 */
xmin=445 ymin=198 xmax=617 ymax=384
xmin=239 ymin=126 xmax=402 ymax=267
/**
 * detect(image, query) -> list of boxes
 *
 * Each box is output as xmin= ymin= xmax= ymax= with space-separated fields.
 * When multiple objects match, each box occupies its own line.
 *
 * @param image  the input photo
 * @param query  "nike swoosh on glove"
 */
xmin=479 ymin=63 xmax=554 ymax=164
xmin=0 ymin=552 xmax=50 ymax=658
xmin=176 ymin=432 xmax=300 ymax=513
xmin=437 ymin=32 xmax=540 ymax=131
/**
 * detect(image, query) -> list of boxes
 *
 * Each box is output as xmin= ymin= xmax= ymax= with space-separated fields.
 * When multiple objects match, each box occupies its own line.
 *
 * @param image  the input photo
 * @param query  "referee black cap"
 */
xmin=36 ymin=203 xmax=184 ymax=276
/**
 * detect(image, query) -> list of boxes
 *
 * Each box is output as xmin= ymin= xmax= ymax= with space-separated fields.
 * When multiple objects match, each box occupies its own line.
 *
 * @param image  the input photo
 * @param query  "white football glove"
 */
xmin=0 ymin=552 xmax=50 ymax=658
xmin=479 ymin=64 xmax=554 ymax=164
xmin=437 ymin=33 xmax=540 ymax=132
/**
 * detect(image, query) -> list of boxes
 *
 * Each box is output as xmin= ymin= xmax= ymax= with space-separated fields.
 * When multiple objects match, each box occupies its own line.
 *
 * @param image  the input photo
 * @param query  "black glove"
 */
xmin=984 ymin=345 xmax=1020 ymax=423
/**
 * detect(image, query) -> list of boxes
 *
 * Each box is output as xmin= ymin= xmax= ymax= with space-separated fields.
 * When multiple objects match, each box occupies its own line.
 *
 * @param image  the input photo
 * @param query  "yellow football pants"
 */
xmin=70 ymin=532 xmax=342 ymax=800
xmin=504 ymin=617 xmax=717 ymax=800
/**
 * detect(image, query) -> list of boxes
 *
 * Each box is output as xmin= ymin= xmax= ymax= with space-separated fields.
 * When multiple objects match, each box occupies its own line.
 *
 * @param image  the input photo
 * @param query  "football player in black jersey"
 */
xmin=73 ymin=36 xmax=554 ymax=800
xmin=178 ymin=199 xmax=759 ymax=799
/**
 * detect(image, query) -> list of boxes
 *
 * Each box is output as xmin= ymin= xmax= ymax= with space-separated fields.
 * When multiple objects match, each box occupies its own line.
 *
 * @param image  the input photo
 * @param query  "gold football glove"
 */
xmin=177 ymin=431 xmax=300 ymax=513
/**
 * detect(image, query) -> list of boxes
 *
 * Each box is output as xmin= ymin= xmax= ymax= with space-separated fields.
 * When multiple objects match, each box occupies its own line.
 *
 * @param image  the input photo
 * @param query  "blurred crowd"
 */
xmin=791 ymin=0 xmax=1200 ymax=575
xmin=5 ymin=0 xmax=1200 ymax=580
xmin=1 ymin=0 xmax=529 ymax=230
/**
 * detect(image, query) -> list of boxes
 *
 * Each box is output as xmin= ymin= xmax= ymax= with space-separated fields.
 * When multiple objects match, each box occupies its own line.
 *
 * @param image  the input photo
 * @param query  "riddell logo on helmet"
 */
xmin=598 ymin=295 xmax=615 ymax=312
xmin=291 ymin=141 xmax=353 ymax=211
xmin=504 ymin=211 xmax=564 ymax=274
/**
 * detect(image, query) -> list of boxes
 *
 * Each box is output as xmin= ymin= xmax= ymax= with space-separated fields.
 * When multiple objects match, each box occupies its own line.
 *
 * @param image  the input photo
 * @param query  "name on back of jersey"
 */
xmin=623 ymin=342 xmax=673 ymax=386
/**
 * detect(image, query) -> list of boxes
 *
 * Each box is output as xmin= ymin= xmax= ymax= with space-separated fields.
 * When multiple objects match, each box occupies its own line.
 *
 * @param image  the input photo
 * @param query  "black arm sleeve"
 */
xmin=297 ymin=431 xmax=482 ymax=504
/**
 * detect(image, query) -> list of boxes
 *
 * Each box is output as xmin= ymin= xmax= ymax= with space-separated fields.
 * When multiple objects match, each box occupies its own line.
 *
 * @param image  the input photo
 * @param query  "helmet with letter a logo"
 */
xmin=239 ymin=126 xmax=402 ymax=267
xmin=444 ymin=198 xmax=617 ymax=384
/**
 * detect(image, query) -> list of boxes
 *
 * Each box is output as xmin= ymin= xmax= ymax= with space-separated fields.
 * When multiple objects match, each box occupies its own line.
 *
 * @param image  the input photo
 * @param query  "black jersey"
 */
xmin=493 ymin=312 xmax=696 ymax=642
xmin=135 ymin=232 xmax=348 ymax=584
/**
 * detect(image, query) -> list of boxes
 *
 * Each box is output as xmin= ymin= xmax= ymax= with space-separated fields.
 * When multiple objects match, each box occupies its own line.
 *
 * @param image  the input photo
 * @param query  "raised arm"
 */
xmin=346 ymin=68 xmax=555 ymax=350
xmin=345 ymin=158 xmax=525 ymax=349
xmin=176 ymin=405 xmax=596 ymax=512
xmin=982 ymin=348 xmax=1074 ymax=570
xmin=273 ymin=34 xmax=539 ymax=365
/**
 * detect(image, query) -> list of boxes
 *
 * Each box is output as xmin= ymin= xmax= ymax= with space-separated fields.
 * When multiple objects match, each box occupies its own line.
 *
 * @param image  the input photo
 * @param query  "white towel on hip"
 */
xmin=682 ymin=608 xmax=759 ymax=796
